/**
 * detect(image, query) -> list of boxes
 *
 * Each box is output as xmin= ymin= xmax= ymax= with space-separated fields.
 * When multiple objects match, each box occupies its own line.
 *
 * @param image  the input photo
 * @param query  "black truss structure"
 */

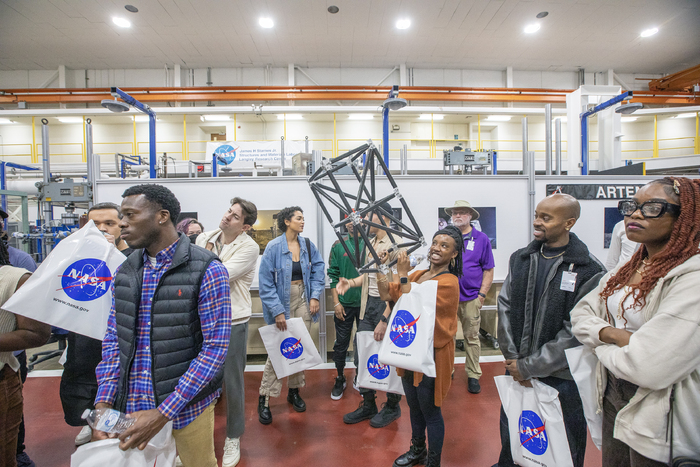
xmin=308 ymin=140 xmax=425 ymax=274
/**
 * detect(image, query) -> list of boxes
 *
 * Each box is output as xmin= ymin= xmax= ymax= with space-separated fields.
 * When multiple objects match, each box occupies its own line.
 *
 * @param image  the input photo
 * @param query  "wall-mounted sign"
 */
xmin=546 ymin=184 xmax=644 ymax=200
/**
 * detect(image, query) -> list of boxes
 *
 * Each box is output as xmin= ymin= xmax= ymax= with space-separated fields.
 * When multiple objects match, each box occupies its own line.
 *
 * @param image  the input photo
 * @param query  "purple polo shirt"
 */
xmin=458 ymin=228 xmax=495 ymax=302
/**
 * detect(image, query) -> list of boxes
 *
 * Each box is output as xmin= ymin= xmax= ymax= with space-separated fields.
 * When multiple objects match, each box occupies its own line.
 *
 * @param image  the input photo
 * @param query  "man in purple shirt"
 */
xmin=94 ymin=185 xmax=231 ymax=467
xmin=447 ymin=201 xmax=494 ymax=394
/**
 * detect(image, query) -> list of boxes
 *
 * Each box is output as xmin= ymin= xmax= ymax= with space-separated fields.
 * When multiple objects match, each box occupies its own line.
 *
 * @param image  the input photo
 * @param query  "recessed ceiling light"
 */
xmin=348 ymin=114 xmax=374 ymax=120
xmin=674 ymin=113 xmax=697 ymax=119
xmin=486 ymin=115 xmax=511 ymax=122
xmin=57 ymin=117 xmax=83 ymax=123
xmin=277 ymin=114 xmax=303 ymax=120
xmin=621 ymin=117 xmax=638 ymax=123
xmin=536 ymin=11 xmax=548 ymax=19
xmin=419 ymin=114 xmax=444 ymax=120
xmin=640 ymin=27 xmax=658 ymax=37
xmin=0 ymin=118 xmax=15 ymax=124
xmin=200 ymin=115 xmax=231 ymax=122
xmin=124 ymin=5 xmax=138 ymax=13
xmin=524 ymin=23 xmax=540 ymax=34
xmin=396 ymin=19 xmax=411 ymax=30
xmin=328 ymin=6 xmax=339 ymax=14
xmin=259 ymin=17 xmax=274 ymax=28
xmin=112 ymin=17 xmax=131 ymax=28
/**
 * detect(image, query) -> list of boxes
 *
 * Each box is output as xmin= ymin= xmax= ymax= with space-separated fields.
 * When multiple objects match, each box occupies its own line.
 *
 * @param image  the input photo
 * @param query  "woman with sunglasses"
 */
xmin=571 ymin=177 xmax=700 ymax=465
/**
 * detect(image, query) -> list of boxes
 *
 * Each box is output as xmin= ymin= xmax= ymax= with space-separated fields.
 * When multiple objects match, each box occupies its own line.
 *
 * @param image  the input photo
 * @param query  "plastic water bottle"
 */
xmin=81 ymin=408 xmax=135 ymax=434
xmin=409 ymin=254 xmax=426 ymax=267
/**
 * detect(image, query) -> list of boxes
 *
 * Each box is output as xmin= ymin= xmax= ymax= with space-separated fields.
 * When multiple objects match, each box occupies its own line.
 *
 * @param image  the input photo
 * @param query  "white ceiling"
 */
xmin=0 ymin=0 xmax=699 ymax=74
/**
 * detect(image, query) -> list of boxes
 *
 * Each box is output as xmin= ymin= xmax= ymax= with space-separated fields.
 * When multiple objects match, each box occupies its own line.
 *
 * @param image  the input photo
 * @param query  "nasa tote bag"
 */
xmin=494 ymin=375 xmax=574 ymax=467
xmin=258 ymin=317 xmax=323 ymax=379
xmin=378 ymin=280 xmax=437 ymax=378
xmin=356 ymin=331 xmax=405 ymax=395
xmin=2 ymin=220 xmax=126 ymax=340
xmin=565 ymin=345 xmax=603 ymax=450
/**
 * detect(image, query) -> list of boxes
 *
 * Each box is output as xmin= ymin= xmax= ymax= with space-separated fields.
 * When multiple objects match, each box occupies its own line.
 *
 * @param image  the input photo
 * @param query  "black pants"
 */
xmin=354 ymin=296 xmax=402 ymax=403
xmin=16 ymin=351 xmax=27 ymax=456
xmin=402 ymin=371 xmax=444 ymax=456
xmin=602 ymin=373 xmax=666 ymax=467
xmin=332 ymin=305 xmax=360 ymax=373
xmin=497 ymin=375 xmax=587 ymax=467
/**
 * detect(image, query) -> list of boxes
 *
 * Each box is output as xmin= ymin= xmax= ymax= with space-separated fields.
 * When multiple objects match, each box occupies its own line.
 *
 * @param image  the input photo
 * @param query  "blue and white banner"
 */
xmin=356 ymin=332 xmax=404 ymax=395
xmin=258 ymin=317 xmax=322 ymax=379
xmin=205 ymin=140 xmax=310 ymax=166
xmin=3 ymin=221 xmax=127 ymax=340
xmin=378 ymin=280 xmax=437 ymax=377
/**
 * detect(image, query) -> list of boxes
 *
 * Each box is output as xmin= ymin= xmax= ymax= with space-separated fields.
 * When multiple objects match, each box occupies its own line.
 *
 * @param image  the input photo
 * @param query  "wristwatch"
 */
xmin=478 ymin=292 xmax=486 ymax=298
xmin=400 ymin=276 xmax=409 ymax=284
xmin=380 ymin=314 xmax=389 ymax=324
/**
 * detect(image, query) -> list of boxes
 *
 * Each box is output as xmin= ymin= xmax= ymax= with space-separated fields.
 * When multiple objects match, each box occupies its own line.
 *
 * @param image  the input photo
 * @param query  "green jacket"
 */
xmin=328 ymin=236 xmax=362 ymax=307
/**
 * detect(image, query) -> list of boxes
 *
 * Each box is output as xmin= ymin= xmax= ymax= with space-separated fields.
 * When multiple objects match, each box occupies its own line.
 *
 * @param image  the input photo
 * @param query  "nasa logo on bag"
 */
xmin=518 ymin=410 xmax=548 ymax=455
xmin=389 ymin=309 xmax=419 ymax=348
xmin=367 ymin=354 xmax=390 ymax=380
xmin=60 ymin=259 xmax=114 ymax=302
xmin=280 ymin=337 xmax=304 ymax=359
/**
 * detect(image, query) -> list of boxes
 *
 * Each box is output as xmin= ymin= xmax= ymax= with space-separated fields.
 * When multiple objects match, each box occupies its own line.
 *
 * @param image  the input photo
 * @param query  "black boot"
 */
xmin=370 ymin=393 xmax=402 ymax=428
xmin=425 ymin=451 xmax=441 ymax=467
xmin=343 ymin=392 xmax=378 ymax=424
xmin=287 ymin=388 xmax=306 ymax=412
xmin=392 ymin=438 xmax=427 ymax=467
xmin=258 ymin=395 xmax=272 ymax=425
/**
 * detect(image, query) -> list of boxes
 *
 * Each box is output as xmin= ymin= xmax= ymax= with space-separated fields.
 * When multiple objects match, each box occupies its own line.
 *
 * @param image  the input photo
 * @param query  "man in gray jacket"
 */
xmin=494 ymin=194 xmax=604 ymax=467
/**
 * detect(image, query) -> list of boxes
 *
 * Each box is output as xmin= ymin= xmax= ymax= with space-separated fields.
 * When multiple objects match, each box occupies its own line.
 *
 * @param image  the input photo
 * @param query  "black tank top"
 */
xmin=291 ymin=260 xmax=303 ymax=281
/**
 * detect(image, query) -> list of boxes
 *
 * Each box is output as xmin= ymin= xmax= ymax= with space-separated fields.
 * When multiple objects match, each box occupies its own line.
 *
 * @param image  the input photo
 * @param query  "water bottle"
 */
xmin=81 ymin=408 xmax=135 ymax=434
xmin=409 ymin=254 xmax=426 ymax=268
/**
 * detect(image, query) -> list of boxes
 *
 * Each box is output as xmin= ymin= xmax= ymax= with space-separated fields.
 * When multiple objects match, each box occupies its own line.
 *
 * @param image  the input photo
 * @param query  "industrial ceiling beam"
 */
xmin=648 ymin=64 xmax=700 ymax=92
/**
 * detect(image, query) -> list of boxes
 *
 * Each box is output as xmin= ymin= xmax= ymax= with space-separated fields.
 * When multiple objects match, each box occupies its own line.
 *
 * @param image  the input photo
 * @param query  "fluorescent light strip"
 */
xmin=674 ymin=113 xmax=697 ymax=119
xmin=201 ymin=115 xmax=231 ymax=122
xmin=0 ymin=118 xmax=15 ymax=124
xmin=621 ymin=117 xmax=638 ymax=123
xmin=419 ymin=114 xmax=443 ymax=120
xmin=486 ymin=115 xmax=511 ymax=122
xmin=640 ymin=27 xmax=658 ymax=37
xmin=57 ymin=117 xmax=83 ymax=123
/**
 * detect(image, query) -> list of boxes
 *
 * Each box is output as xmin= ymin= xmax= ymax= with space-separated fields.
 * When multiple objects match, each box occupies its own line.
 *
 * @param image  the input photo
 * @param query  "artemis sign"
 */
xmin=546 ymin=184 xmax=644 ymax=200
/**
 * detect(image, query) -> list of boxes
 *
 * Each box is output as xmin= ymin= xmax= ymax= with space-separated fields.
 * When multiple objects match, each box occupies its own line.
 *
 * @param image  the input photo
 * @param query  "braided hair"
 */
xmin=0 ymin=236 xmax=11 ymax=266
xmin=432 ymin=225 xmax=464 ymax=277
xmin=600 ymin=177 xmax=700 ymax=311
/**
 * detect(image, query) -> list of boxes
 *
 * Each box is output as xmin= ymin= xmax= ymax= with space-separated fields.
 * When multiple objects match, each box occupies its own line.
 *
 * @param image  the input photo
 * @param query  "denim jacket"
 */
xmin=258 ymin=234 xmax=326 ymax=325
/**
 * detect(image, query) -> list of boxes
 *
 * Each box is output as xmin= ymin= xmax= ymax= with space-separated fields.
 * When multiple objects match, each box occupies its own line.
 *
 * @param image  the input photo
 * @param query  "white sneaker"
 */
xmin=174 ymin=455 xmax=183 ymax=467
xmin=222 ymin=437 xmax=241 ymax=467
xmin=75 ymin=425 xmax=92 ymax=446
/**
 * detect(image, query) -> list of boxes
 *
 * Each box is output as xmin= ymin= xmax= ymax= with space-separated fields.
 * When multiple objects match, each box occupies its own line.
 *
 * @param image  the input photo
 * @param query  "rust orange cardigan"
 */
xmin=388 ymin=270 xmax=459 ymax=407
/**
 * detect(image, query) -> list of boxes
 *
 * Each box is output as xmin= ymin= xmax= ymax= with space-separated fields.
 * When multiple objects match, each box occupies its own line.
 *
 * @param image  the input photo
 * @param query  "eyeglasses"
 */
xmin=618 ymin=199 xmax=681 ymax=219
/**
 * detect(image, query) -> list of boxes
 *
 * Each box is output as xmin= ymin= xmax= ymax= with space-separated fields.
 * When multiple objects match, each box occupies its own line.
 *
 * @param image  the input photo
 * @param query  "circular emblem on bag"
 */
xmin=280 ymin=337 xmax=304 ymax=359
xmin=367 ymin=354 xmax=390 ymax=380
xmin=389 ymin=309 xmax=419 ymax=348
xmin=518 ymin=410 xmax=548 ymax=455
xmin=60 ymin=258 xmax=113 ymax=302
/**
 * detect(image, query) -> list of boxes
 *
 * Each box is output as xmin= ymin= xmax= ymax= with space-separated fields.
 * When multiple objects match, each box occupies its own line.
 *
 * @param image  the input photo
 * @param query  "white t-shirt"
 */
xmin=607 ymin=286 xmax=645 ymax=333
xmin=606 ymin=221 xmax=640 ymax=271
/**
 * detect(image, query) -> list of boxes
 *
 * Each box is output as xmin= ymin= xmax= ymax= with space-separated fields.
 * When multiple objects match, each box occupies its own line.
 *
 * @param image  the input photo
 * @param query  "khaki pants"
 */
xmin=172 ymin=401 xmax=217 ymax=467
xmin=259 ymin=283 xmax=312 ymax=398
xmin=458 ymin=299 xmax=482 ymax=379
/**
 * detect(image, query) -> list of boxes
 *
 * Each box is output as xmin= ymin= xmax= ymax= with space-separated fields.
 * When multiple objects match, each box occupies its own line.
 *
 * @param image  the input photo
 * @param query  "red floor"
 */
xmin=22 ymin=362 xmax=602 ymax=467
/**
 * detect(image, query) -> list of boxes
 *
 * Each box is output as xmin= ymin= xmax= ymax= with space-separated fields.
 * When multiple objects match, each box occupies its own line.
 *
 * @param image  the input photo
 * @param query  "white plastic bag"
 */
xmin=494 ymin=375 xmax=574 ymax=467
xmin=378 ymin=280 xmax=437 ymax=377
xmin=70 ymin=422 xmax=176 ymax=467
xmin=3 ymin=220 xmax=126 ymax=340
xmin=565 ymin=345 xmax=603 ymax=450
xmin=356 ymin=331 xmax=405 ymax=395
xmin=258 ymin=317 xmax=323 ymax=379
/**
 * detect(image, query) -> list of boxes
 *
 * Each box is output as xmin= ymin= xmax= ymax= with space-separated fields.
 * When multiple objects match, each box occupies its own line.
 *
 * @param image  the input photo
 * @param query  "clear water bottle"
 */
xmin=81 ymin=408 xmax=135 ymax=434
xmin=409 ymin=254 xmax=426 ymax=267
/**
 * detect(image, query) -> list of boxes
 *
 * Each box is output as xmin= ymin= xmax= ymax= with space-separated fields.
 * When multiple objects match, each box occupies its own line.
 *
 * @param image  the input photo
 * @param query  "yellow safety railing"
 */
xmin=658 ymin=136 xmax=696 ymax=155
xmin=0 ymin=144 xmax=33 ymax=159
xmin=34 ymin=142 xmax=84 ymax=158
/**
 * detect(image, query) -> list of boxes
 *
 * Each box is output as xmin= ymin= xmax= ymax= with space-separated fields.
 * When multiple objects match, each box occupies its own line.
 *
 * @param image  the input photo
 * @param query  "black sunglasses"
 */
xmin=618 ymin=199 xmax=681 ymax=219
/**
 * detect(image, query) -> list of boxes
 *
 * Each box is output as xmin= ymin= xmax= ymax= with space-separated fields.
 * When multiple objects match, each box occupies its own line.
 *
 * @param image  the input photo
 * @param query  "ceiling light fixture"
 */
xmin=259 ymin=17 xmax=274 ymax=28
xmin=536 ymin=11 xmax=548 ymax=19
xmin=112 ymin=17 xmax=131 ymax=28
xmin=57 ymin=117 xmax=84 ymax=123
xmin=419 ymin=114 xmax=443 ymax=120
xmin=524 ymin=23 xmax=540 ymax=34
xmin=348 ymin=114 xmax=374 ymax=120
xmin=124 ymin=5 xmax=138 ymax=13
xmin=621 ymin=117 xmax=638 ymax=123
xmin=0 ymin=118 xmax=15 ymax=124
xmin=201 ymin=115 xmax=231 ymax=122
xmin=396 ymin=19 xmax=411 ymax=30
xmin=674 ymin=113 xmax=697 ymax=119
xmin=328 ymin=6 xmax=339 ymax=14
xmin=277 ymin=114 xmax=303 ymax=120
xmin=640 ymin=27 xmax=658 ymax=37
xmin=486 ymin=115 xmax=511 ymax=122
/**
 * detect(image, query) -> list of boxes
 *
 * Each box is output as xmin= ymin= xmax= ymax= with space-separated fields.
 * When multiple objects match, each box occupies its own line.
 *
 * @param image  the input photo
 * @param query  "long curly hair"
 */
xmin=599 ymin=177 xmax=700 ymax=313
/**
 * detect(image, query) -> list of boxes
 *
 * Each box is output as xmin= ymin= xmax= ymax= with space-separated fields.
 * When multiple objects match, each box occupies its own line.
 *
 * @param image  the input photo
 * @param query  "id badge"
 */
xmin=560 ymin=271 xmax=577 ymax=292
xmin=466 ymin=240 xmax=475 ymax=251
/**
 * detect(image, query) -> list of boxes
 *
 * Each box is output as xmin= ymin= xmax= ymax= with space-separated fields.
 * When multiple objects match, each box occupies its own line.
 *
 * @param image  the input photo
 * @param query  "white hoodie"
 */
xmin=571 ymin=254 xmax=700 ymax=462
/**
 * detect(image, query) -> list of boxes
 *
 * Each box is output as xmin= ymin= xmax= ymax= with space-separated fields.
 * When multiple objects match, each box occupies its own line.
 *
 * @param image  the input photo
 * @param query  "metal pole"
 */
xmin=313 ymin=149 xmax=327 ymax=363
xmin=492 ymin=151 xmax=498 ymax=175
xmin=527 ymin=151 xmax=536 ymax=242
xmin=305 ymin=136 xmax=309 ymax=154
xmin=212 ymin=152 xmax=218 ymax=177
xmin=403 ymin=144 xmax=408 ymax=175
xmin=522 ymin=117 xmax=528 ymax=174
xmin=580 ymin=116 xmax=588 ymax=176
xmin=85 ymin=118 xmax=94 ymax=208
xmin=555 ymin=118 xmax=562 ymax=175
xmin=545 ymin=104 xmax=552 ymax=175
xmin=280 ymin=136 xmax=285 ymax=177
xmin=382 ymin=106 xmax=390 ymax=169
xmin=41 ymin=119 xmax=54 ymax=257
xmin=149 ymin=115 xmax=156 ymax=178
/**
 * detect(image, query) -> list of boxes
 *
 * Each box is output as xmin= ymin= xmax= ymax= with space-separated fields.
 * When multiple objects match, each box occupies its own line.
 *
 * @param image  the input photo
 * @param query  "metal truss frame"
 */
xmin=308 ymin=140 xmax=425 ymax=274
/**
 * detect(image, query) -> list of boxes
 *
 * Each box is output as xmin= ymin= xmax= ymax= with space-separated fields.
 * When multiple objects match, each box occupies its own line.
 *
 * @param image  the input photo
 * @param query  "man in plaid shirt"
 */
xmin=94 ymin=184 xmax=231 ymax=467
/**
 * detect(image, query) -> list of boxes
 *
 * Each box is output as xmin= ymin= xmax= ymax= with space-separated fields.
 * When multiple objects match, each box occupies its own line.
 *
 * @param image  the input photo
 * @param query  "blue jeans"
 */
xmin=497 ymin=374 xmax=587 ymax=467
